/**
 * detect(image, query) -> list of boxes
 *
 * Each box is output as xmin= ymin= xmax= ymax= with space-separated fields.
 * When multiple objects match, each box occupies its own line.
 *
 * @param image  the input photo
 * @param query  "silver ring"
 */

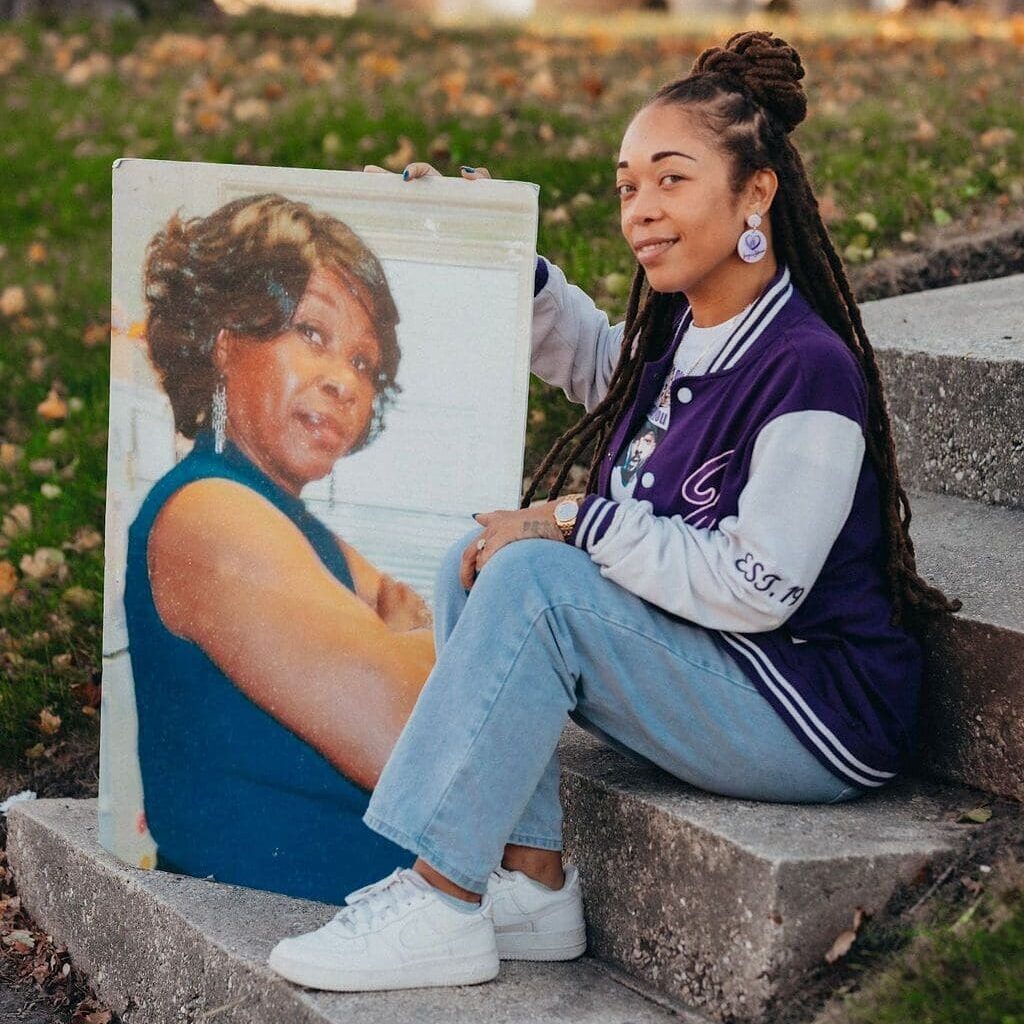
xmin=476 ymin=538 xmax=487 ymax=552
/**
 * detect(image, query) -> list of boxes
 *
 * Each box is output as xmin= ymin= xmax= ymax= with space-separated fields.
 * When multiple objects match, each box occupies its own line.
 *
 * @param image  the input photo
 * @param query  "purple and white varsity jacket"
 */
xmin=532 ymin=258 xmax=923 ymax=790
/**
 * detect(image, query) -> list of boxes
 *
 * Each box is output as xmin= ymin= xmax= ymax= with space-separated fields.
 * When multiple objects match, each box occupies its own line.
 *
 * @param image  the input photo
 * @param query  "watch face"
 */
xmin=554 ymin=499 xmax=579 ymax=524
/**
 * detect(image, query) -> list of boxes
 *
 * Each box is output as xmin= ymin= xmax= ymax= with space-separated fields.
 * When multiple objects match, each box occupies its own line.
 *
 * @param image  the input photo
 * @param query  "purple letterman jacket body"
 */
xmin=532 ymin=258 xmax=923 ymax=791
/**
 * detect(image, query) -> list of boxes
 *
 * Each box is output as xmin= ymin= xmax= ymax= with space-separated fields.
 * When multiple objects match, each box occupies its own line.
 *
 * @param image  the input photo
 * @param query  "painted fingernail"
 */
xmin=461 ymin=166 xmax=476 ymax=173
xmin=402 ymin=168 xmax=410 ymax=180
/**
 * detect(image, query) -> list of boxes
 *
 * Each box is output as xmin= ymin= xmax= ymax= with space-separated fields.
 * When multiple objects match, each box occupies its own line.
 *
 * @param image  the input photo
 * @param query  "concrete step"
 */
xmin=557 ymin=727 xmax=988 ymax=1024
xmin=863 ymin=272 xmax=1024 ymax=510
xmin=6 ymin=799 xmax=700 ymax=1024
xmin=905 ymin=490 xmax=1024 ymax=799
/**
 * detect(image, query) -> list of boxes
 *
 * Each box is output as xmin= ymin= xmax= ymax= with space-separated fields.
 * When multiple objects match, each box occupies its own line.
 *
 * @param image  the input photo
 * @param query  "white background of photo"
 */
xmin=100 ymin=158 xmax=538 ymax=865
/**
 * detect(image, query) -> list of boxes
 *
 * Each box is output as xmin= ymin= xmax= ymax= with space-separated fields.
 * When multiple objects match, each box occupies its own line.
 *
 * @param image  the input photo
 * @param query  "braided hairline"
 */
xmin=524 ymin=35 xmax=960 ymax=627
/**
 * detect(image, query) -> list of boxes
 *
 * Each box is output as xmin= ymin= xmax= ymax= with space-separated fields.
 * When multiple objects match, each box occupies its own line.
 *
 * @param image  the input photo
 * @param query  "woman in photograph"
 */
xmin=268 ymin=31 xmax=960 ymax=991
xmin=124 ymin=194 xmax=434 ymax=903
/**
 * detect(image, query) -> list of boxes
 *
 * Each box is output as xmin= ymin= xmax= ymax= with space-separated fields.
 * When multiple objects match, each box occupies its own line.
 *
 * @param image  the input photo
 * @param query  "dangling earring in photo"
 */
xmin=737 ymin=213 xmax=767 ymax=264
xmin=212 ymin=381 xmax=228 ymax=454
xmin=328 ymin=468 xmax=337 ymax=510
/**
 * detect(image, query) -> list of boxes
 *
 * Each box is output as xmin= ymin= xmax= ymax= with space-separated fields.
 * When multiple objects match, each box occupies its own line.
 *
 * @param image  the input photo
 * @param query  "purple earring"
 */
xmin=737 ymin=213 xmax=767 ymax=264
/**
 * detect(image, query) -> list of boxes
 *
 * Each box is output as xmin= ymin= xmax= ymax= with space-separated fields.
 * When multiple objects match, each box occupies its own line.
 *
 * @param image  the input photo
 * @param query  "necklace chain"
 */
xmin=678 ymin=305 xmax=749 ymax=377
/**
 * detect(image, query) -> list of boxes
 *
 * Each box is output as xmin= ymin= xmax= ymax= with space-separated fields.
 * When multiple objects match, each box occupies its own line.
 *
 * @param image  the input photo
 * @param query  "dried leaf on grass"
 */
xmin=0 ymin=561 xmax=16 ymax=599
xmin=0 ymin=285 xmax=27 ymax=317
xmin=19 ymin=547 xmax=66 ymax=581
xmin=825 ymin=906 xmax=867 ymax=963
xmin=37 ymin=387 xmax=68 ymax=421
xmin=2 ymin=503 xmax=31 ymax=538
xmin=38 ymin=708 xmax=62 ymax=736
xmin=959 ymin=806 xmax=994 ymax=824
xmin=65 ymin=527 xmax=102 ymax=553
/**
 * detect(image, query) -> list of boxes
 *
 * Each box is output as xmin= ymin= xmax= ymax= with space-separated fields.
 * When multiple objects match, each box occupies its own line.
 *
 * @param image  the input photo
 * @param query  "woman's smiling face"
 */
xmin=616 ymin=102 xmax=749 ymax=296
xmin=216 ymin=265 xmax=384 ymax=495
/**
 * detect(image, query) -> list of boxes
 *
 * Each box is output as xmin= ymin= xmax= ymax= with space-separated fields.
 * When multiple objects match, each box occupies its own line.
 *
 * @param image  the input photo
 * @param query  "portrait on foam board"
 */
xmin=100 ymin=158 xmax=538 ymax=903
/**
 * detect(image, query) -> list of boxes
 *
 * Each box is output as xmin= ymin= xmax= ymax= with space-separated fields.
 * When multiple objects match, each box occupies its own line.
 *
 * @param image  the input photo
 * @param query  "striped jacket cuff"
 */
xmin=534 ymin=256 xmax=550 ymax=296
xmin=569 ymin=495 xmax=618 ymax=551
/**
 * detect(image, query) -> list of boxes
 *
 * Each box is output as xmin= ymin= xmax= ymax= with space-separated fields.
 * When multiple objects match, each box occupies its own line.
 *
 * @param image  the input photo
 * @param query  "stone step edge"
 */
xmin=556 ymin=725 xmax=979 ymax=1021
xmin=6 ymin=798 xmax=698 ymax=1024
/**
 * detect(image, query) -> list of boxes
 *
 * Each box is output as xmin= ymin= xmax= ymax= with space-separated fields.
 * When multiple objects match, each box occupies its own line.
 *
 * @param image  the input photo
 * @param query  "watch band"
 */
xmin=553 ymin=493 xmax=585 ymax=541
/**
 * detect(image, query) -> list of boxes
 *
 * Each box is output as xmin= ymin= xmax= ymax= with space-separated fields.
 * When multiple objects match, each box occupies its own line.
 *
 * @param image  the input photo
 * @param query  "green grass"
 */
xmin=0 ymin=10 xmax=1023 ymax=764
xmin=829 ymin=863 xmax=1024 ymax=1024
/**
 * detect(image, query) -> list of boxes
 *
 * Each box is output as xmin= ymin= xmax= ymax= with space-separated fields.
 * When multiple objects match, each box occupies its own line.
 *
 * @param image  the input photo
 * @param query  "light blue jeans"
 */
xmin=364 ymin=532 xmax=861 ymax=894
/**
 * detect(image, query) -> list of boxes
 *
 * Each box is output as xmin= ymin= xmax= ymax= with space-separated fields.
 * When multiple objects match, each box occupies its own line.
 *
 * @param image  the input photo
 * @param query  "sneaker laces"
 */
xmin=328 ymin=870 xmax=427 ymax=936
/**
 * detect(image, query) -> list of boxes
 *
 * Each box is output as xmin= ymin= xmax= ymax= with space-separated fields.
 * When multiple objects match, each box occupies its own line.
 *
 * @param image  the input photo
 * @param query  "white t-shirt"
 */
xmin=611 ymin=302 xmax=755 ymax=500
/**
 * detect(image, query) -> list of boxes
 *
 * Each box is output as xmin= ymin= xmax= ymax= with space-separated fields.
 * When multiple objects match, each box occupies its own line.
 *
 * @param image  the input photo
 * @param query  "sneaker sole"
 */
xmin=496 ymin=925 xmax=587 ymax=962
xmin=268 ymin=948 xmax=500 ymax=991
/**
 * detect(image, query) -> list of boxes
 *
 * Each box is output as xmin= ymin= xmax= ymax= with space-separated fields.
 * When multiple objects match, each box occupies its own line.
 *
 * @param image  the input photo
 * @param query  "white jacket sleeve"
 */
xmin=530 ymin=258 xmax=625 ymax=412
xmin=571 ymin=410 xmax=865 ymax=632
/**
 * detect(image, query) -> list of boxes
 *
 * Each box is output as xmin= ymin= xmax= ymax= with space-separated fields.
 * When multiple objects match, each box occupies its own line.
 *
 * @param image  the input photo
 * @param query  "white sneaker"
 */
xmin=486 ymin=865 xmax=587 ymax=961
xmin=267 ymin=868 xmax=499 ymax=991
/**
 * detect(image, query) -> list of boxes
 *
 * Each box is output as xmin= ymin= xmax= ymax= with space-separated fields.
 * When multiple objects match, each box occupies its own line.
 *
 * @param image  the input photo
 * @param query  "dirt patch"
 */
xmin=0 ymin=727 xmax=112 ymax=1024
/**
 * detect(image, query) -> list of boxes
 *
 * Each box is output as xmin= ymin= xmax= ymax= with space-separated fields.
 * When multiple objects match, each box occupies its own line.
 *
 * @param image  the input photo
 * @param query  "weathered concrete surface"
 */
xmin=6 ymin=799 xmax=695 ymax=1024
xmin=906 ymin=490 xmax=1024 ymax=799
xmin=863 ymin=273 xmax=1024 ymax=509
xmin=559 ymin=726 xmax=976 ymax=1024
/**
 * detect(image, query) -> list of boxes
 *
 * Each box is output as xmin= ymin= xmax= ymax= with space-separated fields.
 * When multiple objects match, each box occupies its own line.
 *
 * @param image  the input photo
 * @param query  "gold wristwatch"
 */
xmin=553 ymin=494 xmax=585 ymax=541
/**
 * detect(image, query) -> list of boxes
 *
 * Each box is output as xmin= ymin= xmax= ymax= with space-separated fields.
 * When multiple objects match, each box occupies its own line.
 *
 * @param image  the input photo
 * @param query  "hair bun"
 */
xmin=691 ymin=31 xmax=807 ymax=133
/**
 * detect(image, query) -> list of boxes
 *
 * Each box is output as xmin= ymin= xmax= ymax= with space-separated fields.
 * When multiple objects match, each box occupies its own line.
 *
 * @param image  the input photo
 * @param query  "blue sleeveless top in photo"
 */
xmin=123 ymin=431 xmax=413 ymax=904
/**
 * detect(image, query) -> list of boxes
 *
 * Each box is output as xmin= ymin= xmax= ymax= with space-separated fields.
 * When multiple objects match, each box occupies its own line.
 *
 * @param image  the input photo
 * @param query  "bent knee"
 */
xmin=476 ymin=537 xmax=591 ymax=599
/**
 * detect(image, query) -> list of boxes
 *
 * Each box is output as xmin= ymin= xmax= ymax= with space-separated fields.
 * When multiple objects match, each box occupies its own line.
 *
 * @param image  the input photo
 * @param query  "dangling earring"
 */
xmin=212 ymin=382 xmax=227 ymax=454
xmin=737 ymin=213 xmax=767 ymax=264
xmin=328 ymin=468 xmax=336 ymax=510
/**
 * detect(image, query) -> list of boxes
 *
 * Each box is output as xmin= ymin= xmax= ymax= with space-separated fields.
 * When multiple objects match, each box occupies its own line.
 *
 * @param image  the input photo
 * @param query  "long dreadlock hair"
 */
xmin=522 ymin=30 xmax=960 ymax=629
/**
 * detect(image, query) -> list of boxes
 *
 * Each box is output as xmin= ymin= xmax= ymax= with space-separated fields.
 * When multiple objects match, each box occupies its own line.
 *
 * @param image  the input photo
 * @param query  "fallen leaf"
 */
xmin=27 ymin=241 xmax=47 ymax=264
xmin=602 ymin=271 xmax=631 ymax=298
xmin=0 ymin=561 xmax=16 ymax=599
xmin=979 ymin=126 xmax=1016 ymax=150
xmin=29 ymin=457 xmax=55 ymax=477
xmin=817 ymin=189 xmax=843 ymax=225
xmin=19 ymin=547 xmax=65 ymax=581
xmin=0 ymin=285 xmax=27 ymax=317
xmin=527 ymin=67 xmax=558 ymax=102
xmin=383 ymin=136 xmax=415 ymax=172
xmin=824 ymin=906 xmax=866 ymax=963
xmin=41 ymin=482 xmax=62 ymax=500
xmin=543 ymin=205 xmax=571 ymax=226
xmin=82 ymin=322 xmax=109 ymax=347
xmin=2 ymin=928 xmax=34 ymax=949
xmin=38 ymin=708 xmax=61 ymax=736
xmin=913 ymin=117 xmax=937 ymax=143
xmin=32 ymin=283 xmax=56 ymax=306
xmin=233 ymin=97 xmax=270 ymax=123
xmin=2 ymin=504 xmax=31 ymax=538
xmin=61 ymin=586 xmax=95 ymax=610
xmin=0 ymin=442 xmax=22 ymax=470
xmin=24 ymin=743 xmax=45 ymax=760
xmin=37 ymin=387 xmax=68 ymax=421
xmin=855 ymin=211 xmax=878 ymax=233
xmin=65 ymin=527 xmax=102 ymax=553
xmin=958 ymin=806 xmax=993 ymax=824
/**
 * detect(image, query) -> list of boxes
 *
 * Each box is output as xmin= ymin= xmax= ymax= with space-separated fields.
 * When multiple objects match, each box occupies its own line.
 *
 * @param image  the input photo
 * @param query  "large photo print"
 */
xmin=100 ymin=158 xmax=538 ymax=903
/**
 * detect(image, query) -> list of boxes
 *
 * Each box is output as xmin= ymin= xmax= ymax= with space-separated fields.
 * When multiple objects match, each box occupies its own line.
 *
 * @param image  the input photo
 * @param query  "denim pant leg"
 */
xmin=365 ymin=536 xmax=859 ymax=894
xmin=430 ymin=530 xmax=563 ymax=853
